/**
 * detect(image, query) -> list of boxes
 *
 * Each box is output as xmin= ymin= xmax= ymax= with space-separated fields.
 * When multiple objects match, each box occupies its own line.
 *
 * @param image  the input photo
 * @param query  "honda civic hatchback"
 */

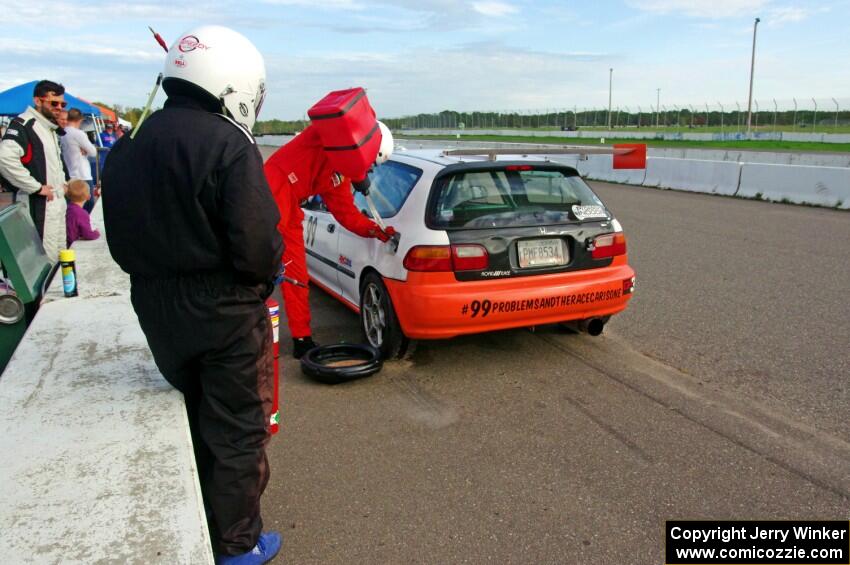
xmin=301 ymin=148 xmax=636 ymax=358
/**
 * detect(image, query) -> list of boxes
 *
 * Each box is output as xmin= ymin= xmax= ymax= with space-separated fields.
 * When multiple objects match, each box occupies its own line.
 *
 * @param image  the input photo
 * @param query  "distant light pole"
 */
xmin=833 ymin=98 xmax=840 ymax=132
xmin=607 ymin=68 xmax=613 ymax=129
xmin=718 ymin=102 xmax=724 ymax=135
xmin=772 ymin=99 xmax=778 ymax=133
xmin=746 ymin=17 xmax=761 ymax=134
xmin=637 ymin=105 xmax=642 ymax=128
xmin=792 ymin=98 xmax=797 ymax=131
xmin=812 ymin=98 xmax=818 ymax=133
xmin=735 ymin=101 xmax=741 ymax=131
xmin=656 ymin=88 xmax=661 ymax=128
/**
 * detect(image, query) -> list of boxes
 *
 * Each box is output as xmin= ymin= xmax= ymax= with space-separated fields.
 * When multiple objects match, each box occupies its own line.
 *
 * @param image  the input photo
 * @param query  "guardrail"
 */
xmin=0 ymin=203 xmax=214 ymax=563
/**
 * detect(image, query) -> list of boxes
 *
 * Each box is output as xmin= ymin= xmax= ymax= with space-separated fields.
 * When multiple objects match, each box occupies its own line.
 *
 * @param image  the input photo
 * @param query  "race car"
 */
xmin=301 ymin=148 xmax=636 ymax=358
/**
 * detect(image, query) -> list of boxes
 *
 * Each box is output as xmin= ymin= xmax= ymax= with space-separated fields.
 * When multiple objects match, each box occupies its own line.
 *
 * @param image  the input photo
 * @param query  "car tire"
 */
xmin=300 ymin=343 xmax=382 ymax=384
xmin=359 ymin=272 xmax=412 ymax=359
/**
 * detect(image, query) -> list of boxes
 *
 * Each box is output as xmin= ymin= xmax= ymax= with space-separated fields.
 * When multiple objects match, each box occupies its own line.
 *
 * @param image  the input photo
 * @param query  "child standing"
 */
xmin=66 ymin=179 xmax=100 ymax=247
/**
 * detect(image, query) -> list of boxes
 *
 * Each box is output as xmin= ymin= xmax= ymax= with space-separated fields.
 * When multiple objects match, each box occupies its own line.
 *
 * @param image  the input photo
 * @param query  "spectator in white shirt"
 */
xmin=60 ymin=108 xmax=98 ymax=213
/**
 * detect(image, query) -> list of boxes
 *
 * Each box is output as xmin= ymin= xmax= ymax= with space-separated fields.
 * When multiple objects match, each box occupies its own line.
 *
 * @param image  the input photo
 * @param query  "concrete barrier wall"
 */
xmin=642 ymin=158 xmax=742 ymax=195
xmin=0 ymin=205 xmax=215 ymax=563
xmin=253 ymin=137 xmax=850 ymax=209
xmin=259 ymin=136 xmax=850 ymax=169
xmin=648 ymin=148 xmax=850 ymax=167
xmin=387 ymin=139 xmax=850 ymax=169
xmin=782 ymin=133 xmax=850 ymax=143
xmin=738 ymin=164 xmax=850 ymax=208
xmin=577 ymin=154 xmax=647 ymax=185
xmin=543 ymin=153 xmax=581 ymax=170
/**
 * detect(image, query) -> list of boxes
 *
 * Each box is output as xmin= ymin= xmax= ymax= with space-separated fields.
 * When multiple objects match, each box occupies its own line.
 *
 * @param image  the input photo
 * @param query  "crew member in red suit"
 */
xmin=264 ymin=121 xmax=395 ymax=358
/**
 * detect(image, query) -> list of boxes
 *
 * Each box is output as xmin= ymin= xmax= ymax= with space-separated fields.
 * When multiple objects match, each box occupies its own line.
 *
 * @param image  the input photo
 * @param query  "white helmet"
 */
xmin=375 ymin=121 xmax=393 ymax=165
xmin=163 ymin=25 xmax=266 ymax=131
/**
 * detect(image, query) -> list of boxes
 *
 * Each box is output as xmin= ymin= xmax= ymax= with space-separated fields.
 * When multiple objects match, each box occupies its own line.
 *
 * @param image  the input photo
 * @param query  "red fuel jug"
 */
xmin=308 ymin=87 xmax=381 ymax=182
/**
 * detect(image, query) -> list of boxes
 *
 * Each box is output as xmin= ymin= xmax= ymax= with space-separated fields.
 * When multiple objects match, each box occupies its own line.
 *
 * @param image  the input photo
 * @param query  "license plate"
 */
xmin=517 ymin=238 xmax=567 ymax=268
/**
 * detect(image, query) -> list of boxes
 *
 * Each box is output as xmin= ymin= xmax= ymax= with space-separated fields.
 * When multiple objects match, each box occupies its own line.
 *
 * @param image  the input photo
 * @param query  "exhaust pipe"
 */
xmin=578 ymin=318 xmax=605 ymax=336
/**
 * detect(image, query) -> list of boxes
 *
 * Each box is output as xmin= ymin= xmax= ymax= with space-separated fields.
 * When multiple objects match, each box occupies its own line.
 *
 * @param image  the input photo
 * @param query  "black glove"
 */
xmin=352 ymin=176 xmax=371 ymax=195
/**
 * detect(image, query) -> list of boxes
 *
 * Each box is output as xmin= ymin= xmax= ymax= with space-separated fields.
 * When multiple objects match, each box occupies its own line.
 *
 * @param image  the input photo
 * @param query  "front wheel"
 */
xmin=359 ymin=272 xmax=412 ymax=359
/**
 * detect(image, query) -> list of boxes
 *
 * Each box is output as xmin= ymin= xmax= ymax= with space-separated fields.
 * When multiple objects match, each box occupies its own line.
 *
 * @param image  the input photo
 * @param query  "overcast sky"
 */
xmin=0 ymin=0 xmax=847 ymax=120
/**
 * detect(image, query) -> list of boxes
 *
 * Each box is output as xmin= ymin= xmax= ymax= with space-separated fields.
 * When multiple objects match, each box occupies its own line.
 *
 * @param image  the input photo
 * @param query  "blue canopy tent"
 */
xmin=0 ymin=81 xmax=102 ymax=117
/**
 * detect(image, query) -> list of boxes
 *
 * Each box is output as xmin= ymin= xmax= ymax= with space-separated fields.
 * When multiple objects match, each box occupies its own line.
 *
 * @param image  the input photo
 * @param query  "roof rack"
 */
xmin=441 ymin=146 xmax=638 ymax=161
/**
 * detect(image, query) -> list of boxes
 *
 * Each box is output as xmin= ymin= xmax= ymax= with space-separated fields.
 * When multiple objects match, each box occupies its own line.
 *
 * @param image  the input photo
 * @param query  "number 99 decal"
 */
xmin=469 ymin=299 xmax=492 ymax=318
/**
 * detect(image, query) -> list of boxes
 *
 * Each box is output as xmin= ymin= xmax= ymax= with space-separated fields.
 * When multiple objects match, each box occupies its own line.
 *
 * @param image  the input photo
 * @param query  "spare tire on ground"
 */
xmin=299 ymin=343 xmax=383 ymax=384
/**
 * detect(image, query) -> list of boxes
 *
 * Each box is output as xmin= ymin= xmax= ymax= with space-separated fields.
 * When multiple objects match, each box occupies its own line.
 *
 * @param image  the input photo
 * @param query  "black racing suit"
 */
xmin=102 ymin=95 xmax=284 ymax=556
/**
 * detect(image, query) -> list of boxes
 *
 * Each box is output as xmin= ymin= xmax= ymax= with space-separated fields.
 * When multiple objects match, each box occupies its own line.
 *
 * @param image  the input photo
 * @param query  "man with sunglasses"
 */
xmin=0 ymin=80 xmax=69 ymax=262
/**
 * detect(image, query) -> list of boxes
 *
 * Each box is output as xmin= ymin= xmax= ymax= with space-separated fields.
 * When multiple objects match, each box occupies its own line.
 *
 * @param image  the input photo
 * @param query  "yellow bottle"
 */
xmin=59 ymin=249 xmax=78 ymax=298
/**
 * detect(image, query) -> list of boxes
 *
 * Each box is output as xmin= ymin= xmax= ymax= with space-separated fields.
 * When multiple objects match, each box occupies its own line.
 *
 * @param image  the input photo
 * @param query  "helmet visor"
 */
xmin=254 ymin=82 xmax=267 ymax=120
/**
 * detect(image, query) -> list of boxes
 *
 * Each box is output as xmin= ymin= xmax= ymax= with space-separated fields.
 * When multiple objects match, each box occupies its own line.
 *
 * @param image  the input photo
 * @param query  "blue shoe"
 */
xmin=216 ymin=531 xmax=282 ymax=565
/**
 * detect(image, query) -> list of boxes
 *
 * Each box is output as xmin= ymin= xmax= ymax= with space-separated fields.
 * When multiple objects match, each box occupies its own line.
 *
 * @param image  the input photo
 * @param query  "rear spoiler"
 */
xmin=441 ymin=143 xmax=646 ymax=169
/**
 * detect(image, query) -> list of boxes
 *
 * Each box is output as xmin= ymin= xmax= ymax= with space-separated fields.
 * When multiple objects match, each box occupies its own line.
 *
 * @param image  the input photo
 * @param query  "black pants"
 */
xmin=130 ymin=273 xmax=274 ymax=556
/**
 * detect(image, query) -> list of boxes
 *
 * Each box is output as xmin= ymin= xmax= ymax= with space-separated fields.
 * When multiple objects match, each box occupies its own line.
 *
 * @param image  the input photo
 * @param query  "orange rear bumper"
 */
xmin=384 ymin=258 xmax=635 ymax=340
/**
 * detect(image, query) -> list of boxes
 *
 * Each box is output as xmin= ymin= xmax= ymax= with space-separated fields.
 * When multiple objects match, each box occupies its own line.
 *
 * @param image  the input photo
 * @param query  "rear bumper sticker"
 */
xmin=462 ymin=289 xmax=624 ymax=318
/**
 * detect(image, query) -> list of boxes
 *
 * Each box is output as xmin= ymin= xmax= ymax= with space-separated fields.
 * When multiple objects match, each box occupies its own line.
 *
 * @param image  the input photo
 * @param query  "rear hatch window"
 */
xmin=428 ymin=166 xmax=607 ymax=229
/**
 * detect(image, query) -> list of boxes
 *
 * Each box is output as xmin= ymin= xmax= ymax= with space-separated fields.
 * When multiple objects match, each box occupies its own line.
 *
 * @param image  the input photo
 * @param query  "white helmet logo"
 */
xmin=179 ymin=35 xmax=200 ymax=52
xmin=239 ymin=102 xmax=249 ymax=117
xmin=179 ymin=35 xmax=210 ymax=53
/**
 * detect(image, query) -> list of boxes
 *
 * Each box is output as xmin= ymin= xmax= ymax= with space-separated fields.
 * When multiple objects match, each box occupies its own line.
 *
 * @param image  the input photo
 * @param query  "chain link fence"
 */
xmin=383 ymin=97 xmax=850 ymax=134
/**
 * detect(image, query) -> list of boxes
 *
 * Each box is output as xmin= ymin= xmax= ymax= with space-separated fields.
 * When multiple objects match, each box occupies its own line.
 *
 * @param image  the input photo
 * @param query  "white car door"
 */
xmin=301 ymin=198 xmax=341 ymax=294
xmin=337 ymin=160 xmax=424 ymax=305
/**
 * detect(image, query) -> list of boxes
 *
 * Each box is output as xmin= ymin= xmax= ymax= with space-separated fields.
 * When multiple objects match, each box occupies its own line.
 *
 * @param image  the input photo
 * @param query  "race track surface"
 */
xmin=259 ymin=148 xmax=850 ymax=564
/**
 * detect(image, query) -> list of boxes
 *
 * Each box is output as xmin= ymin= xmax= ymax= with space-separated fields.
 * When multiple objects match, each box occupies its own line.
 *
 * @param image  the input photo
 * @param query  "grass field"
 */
xmin=401 ymin=134 xmax=850 ymax=153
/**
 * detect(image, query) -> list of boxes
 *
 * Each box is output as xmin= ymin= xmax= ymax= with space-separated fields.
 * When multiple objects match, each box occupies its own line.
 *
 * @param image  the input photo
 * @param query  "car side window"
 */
xmin=353 ymin=161 xmax=422 ymax=218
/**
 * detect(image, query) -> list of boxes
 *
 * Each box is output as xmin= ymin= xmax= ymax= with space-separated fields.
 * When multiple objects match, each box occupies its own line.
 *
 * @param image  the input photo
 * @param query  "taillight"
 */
xmin=403 ymin=246 xmax=452 ymax=271
xmin=452 ymin=244 xmax=488 ymax=271
xmin=591 ymin=233 xmax=627 ymax=259
xmin=403 ymin=244 xmax=489 ymax=272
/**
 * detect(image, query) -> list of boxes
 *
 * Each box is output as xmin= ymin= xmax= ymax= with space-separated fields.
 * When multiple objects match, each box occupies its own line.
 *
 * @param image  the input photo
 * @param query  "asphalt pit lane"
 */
xmin=392 ymin=376 xmax=458 ymax=430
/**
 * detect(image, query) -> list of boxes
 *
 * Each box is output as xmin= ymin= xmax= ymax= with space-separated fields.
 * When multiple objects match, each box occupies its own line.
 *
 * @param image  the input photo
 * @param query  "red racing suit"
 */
xmin=264 ymin=125 xmax=383 ymax=338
